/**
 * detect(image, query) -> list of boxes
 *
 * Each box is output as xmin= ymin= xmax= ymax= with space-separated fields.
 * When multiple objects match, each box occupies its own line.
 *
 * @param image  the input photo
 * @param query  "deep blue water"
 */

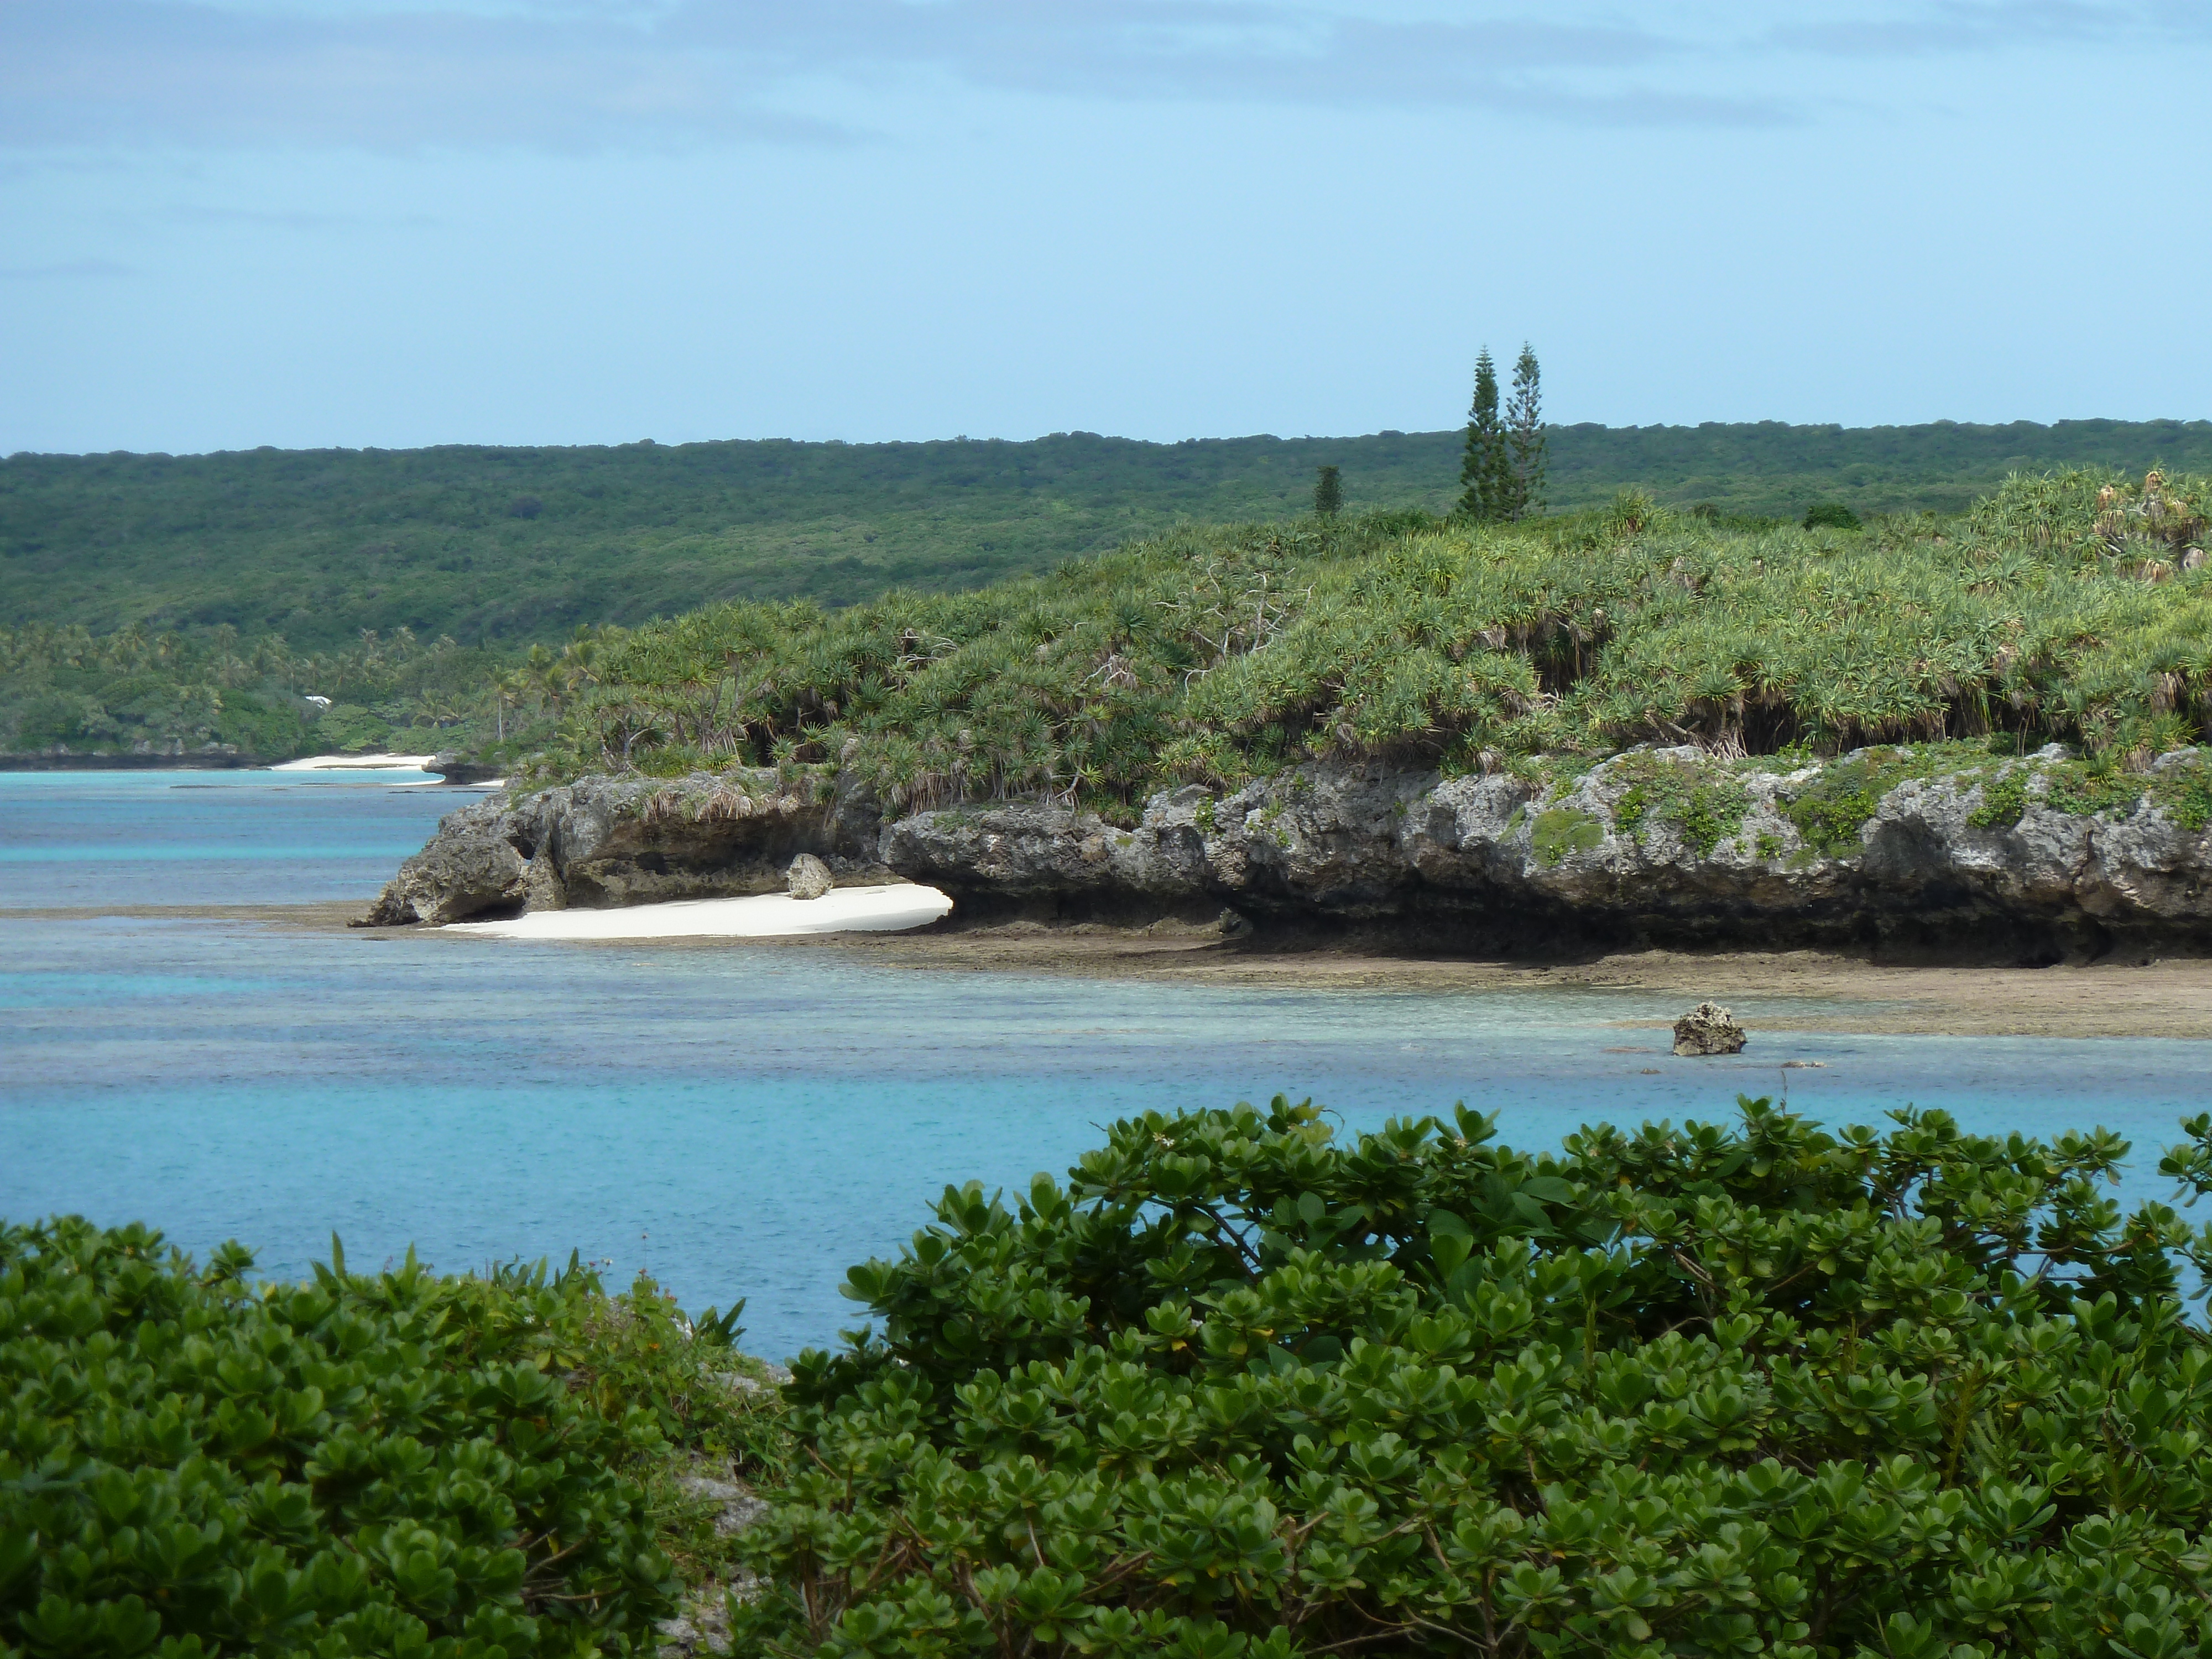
xmin=6 ymin=769 xmax=2212 ymax=1359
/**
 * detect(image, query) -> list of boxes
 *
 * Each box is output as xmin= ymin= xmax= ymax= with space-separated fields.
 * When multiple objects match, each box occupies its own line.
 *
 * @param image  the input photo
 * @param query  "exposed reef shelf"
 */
xmin=362 ymin=744 xmax=2212 ymax=960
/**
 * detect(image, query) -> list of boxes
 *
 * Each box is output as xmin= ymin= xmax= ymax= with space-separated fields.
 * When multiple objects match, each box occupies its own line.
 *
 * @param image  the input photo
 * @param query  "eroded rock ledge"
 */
xmin=361 ymin=746 xmax=2212 ymax=959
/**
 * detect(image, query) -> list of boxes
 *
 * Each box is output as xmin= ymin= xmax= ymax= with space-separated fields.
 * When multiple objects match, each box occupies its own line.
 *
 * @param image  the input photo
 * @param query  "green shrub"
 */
xmin=1967 ymin=767 xmax=2030 ymax=829
xmin=1802 ymin=502 xmax=1861 ymax=530
xmin=312 ymin=703 xmax=392 ymax=754
xmin=9 ymin=692 xmax=104 ymax=749
xmin=0 ymin=1219 xmax=761 ymax=1658
xmin=2045 ymin=758 xmax=2149 ymax=820
xmin=515 ymin=468 xmax=2212 ymax=805
xmin=738 ymin=1095 xmax=2212 ymax=1659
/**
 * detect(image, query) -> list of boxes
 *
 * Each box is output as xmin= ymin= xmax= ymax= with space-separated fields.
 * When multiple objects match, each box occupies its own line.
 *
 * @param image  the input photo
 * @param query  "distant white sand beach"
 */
xmin=275 ymin=753 xmax=443 ymax=772
xmin=444 ymin=884 xmax=954 ymax=941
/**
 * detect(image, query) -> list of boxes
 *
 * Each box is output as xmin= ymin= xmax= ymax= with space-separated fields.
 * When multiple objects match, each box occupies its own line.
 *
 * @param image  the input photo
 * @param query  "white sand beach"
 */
xmin=443 ymin=883 xmax=953 ymax=941
xmin=275 ymin=753 xmax=444 ymax=772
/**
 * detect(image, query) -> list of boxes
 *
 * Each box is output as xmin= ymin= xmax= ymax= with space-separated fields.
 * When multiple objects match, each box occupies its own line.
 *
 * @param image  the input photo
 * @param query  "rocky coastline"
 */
xmin=359 ymin=744 xmax=2212 ymax=962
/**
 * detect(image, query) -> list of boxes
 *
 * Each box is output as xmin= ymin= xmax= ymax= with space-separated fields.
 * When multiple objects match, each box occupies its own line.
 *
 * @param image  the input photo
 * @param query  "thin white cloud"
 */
xmin=0 ymin=0 xmax=1796 ymax=153
xmin=1766 ymin=0 xmax=2205 ymax=56
xmin=0 ymin=1 xmax=865 ymax=152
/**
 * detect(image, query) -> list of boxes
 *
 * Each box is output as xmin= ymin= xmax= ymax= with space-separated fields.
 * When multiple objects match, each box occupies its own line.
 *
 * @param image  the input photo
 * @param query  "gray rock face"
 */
xmin=880 ymin=746 xmax=2212 ymax=956
xmin=656 ymin=1451 xmax=770 ymax=1657
xmin=359 ymin=769 xmax=888 ymax=926
xmin=1673 ymin=1002 xmax=1748 ymax=1056
xmin=521 ymin=852 xmax=566 ymax=912
xmin=359 ymin=792 xmax=531 ymax=926
xmin=364 ymin=745 xmax=2212 ymax=956
xmin=785 ymin=853 xmax=833 ymax=900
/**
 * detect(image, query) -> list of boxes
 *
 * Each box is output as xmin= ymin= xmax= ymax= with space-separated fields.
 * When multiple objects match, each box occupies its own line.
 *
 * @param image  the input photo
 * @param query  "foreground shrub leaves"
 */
xmin=0 ymin=1228 xmax=702 ymax=1657
xmin=740 ymin=1095 xmax=2212 ymax=1658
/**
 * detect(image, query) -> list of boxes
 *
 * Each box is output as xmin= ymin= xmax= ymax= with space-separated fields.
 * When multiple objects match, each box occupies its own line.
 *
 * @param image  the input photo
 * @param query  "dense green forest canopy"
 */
xmin=0 ymin=622 xmax=498 ymax=761
xmin=5 ymin=420 xmax=2208 ymax=651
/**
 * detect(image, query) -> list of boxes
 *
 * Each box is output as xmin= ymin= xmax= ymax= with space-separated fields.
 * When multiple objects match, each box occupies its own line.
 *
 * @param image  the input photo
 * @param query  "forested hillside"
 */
xmin=12 ymin=466 xmax=2212 ymax=771
xmin=5 ymin=420 xmax=2208 ymax=651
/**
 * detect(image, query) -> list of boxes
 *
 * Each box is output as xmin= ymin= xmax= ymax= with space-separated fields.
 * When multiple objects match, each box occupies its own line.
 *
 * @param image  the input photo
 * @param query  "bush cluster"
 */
xmin=0 ymin=1220 xmax=757 ymax=1658
xmin=733 ymin=1096 xmax=2212 ymax=1658
xmin=524 ymin=468 xmax=2212 ymax=807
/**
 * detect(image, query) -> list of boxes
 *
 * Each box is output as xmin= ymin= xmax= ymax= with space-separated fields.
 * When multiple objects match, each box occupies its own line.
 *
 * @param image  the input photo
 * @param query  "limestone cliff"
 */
xmin=362 ymin=745 xmax=2212 ymax=958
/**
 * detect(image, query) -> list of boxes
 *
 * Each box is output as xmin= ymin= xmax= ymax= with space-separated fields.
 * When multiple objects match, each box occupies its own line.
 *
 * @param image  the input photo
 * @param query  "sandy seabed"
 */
xmin=779 ymin=925 xmax=2212 ymax=1041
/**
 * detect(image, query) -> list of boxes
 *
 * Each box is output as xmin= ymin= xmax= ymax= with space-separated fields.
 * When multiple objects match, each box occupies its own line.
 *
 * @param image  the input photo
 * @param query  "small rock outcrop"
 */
xmin=359 ymin=792 xmax=531 ymax=926
xmin=1673 ymin=1002 xmax=1749 ymax=1056
xmin=785 ymin=853 xmax=832 ymax=900
xmin=655 ymin=1364 xmax=787 ymax=1658
xmin=359 ymin=769 xmax=889 ymax=926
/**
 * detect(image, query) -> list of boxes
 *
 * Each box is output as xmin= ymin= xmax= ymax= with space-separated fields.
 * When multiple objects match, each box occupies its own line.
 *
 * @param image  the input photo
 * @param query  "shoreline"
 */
xmin=0 ymin=753 xmax=499 ymax=783
xmin=20 ymin=898 xmax=2212 ymax=1038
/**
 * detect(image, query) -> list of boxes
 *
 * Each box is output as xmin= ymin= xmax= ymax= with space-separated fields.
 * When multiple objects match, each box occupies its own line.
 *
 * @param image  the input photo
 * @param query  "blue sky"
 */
xmin=3 ymin=1 xmax=2207 ymax=454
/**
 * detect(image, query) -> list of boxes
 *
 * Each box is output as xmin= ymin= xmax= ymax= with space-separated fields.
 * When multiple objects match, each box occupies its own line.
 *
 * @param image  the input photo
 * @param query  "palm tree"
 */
xmin=488 ymin=670 xmax=526 ymax=743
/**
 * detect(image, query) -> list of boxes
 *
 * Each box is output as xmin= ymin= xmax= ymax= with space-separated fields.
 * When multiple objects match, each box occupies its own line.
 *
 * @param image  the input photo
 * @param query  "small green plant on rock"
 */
xmin=1781 ymin=748 xmax=1905 ymax=854
xmin=1530 ymin=805 xmax=1604 ymax=865
xmin=2152 ymin=757 xmax=2212 ymax=830
xmin=1608 ymin=753 xmax=1750 ymax=857
xmin=2046 ymin=756 xmax=2147 ymax=820
xmin=1968 ymin=767 xmax=2030 ymax=829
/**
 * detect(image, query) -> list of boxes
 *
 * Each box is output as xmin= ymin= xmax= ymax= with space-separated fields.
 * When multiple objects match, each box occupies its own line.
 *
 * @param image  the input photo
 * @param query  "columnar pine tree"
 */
xmin=1312 ymin=464 xmax=1343 ymax=518
xmin=1505 ymin=342 xmax=1547 ymax=521
xmin=1458 ymin=349 xmax=1511 ymax=521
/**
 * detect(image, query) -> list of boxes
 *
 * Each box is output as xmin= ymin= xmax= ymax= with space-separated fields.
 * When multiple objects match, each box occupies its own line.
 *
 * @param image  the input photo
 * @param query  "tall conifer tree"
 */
xmin=1506 ymin=343 xmax=1547 ymax=520
xmin=1312 ymin=464 xmax=1343 ymax=518
xmin=1458 ymin=349 xmax=1510 ymax=521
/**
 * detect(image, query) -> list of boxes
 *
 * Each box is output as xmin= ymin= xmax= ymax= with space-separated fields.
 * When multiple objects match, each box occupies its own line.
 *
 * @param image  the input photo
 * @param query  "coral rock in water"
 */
xmin=786 ymin=853 xmax=833 ymax=900
xmin=1673 ymin=1001 xmax=1747 ymax=1057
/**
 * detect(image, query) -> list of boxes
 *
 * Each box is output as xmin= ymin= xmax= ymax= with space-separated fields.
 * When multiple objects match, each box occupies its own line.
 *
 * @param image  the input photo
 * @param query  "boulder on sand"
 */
xmin=1673 ymin=1001 xmax=1748 ymax=1057
xmin=786 ymin=853 xmax=833 ymax=900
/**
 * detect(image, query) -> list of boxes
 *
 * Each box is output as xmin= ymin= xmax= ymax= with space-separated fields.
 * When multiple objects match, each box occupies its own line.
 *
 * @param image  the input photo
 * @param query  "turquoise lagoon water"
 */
xmin=5 ymin=769 xmax=2212 ymax=1359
